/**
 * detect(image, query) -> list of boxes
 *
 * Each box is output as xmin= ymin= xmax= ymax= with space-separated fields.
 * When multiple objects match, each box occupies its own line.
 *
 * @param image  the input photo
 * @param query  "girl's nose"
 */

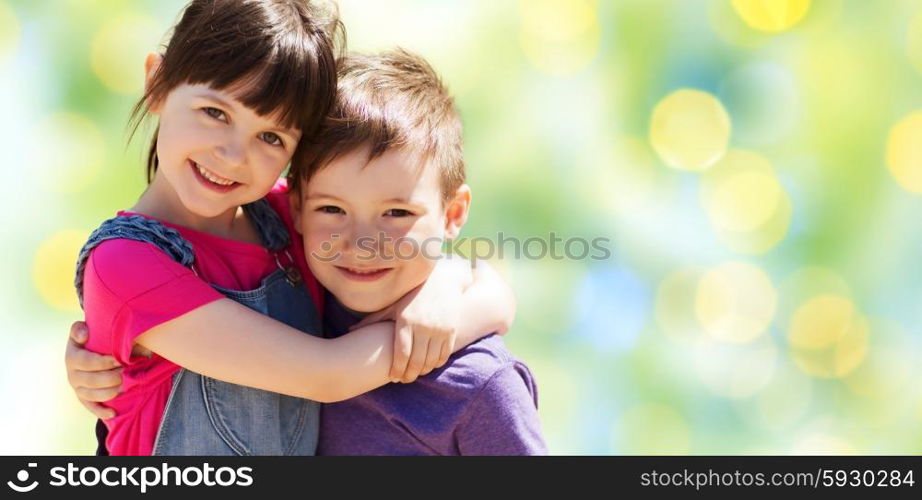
xmin=213 ymin=135 xmax=246 ymax=167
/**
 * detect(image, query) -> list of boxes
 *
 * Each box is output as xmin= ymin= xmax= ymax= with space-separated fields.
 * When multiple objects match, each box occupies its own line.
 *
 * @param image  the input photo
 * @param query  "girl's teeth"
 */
xmin=195 ymin=162 xmax=235 ymax=186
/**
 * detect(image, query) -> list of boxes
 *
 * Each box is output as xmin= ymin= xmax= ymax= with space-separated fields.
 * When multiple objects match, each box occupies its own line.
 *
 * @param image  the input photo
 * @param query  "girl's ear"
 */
xmin=443 ymin=184 xmax=471 ymax=239
xmin=144 ymin=52 xmax=164 ymax=114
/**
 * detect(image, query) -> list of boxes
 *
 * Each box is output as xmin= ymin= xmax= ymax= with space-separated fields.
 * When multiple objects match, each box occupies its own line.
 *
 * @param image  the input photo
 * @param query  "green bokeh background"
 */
xmin=2 ymin=0 xmax=922 ymax=454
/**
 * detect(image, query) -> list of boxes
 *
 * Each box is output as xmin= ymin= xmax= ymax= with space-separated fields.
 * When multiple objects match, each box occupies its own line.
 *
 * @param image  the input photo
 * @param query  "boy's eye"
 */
xmin=317 ymin=205 xmax=344 ymax=215
xmin=259 ymin=131 xmax=284 ymax=147
xmin=384 ymin=208 xmax=414 ymax=218
xmin=202 ymin=107 xmax=227 ymax=122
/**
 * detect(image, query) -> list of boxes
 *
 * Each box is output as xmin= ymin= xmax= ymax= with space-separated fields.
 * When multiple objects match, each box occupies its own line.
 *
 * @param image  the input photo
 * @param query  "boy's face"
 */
xmin=292 ymin=145 xmax=469 ymax=313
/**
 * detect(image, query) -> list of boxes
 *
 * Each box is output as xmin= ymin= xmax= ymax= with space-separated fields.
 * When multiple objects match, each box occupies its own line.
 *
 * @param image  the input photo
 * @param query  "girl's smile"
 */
xmin=189 ymin=159 xmax=241 ymax=192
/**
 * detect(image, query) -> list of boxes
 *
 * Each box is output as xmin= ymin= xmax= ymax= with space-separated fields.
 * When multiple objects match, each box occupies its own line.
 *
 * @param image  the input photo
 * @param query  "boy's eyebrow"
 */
xmin=305 ymin=192 xmax=344 ymax=201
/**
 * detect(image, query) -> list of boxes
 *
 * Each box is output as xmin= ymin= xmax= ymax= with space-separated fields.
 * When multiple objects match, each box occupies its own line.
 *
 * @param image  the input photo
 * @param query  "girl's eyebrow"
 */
xmin=194 ymin=91 xmax=300 ymax=138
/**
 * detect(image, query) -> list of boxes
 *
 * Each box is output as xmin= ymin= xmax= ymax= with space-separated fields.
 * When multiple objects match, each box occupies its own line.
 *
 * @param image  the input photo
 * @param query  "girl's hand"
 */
xmin=65 ymin=321 xmax=122 ymax=419
xmin=352 ymin=257 xmax=472 ymax=383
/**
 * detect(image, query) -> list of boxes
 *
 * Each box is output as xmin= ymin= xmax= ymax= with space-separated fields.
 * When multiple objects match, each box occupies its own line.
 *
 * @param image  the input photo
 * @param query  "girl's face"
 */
xmin=151 ymin=82 xmax=302 ymax=219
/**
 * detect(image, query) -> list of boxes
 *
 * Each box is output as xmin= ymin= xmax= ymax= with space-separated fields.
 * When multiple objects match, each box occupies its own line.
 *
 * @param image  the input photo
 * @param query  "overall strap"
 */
xmin=242 ymin=198 xmax=290 ymax=253
xmin=74 ymin=215 xmax=195 ymax=309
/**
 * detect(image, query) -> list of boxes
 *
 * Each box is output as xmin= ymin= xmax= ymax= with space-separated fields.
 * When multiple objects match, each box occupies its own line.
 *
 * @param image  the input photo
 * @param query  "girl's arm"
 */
xmin=135 ymin=299 xmax=396 ymax=403
xmin=355 ymin=257 xmax=517 ymax=383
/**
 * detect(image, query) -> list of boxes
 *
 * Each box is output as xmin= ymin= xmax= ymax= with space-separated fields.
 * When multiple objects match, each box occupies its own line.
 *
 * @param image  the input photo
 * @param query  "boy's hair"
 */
xmin=291 ymin=48 xmax=465 ymax=203
xmin=131 ymin=0 xmax=345 ymax=183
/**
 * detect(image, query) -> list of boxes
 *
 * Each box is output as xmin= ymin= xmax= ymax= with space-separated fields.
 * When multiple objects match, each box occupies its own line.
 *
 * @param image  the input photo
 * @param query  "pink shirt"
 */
xmin=83 ymin=182 xmax=321 ymax=455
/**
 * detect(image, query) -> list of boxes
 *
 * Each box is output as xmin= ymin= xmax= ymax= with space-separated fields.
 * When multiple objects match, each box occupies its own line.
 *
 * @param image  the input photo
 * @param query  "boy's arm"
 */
xmin=455 ymin=364 xmax=547 ymax=455
xmin=354 ymin=258 xmax=517 ymax=383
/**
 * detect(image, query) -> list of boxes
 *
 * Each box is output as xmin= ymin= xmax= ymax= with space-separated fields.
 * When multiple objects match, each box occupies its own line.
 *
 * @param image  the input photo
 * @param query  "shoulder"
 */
xmin=85 ymin=239 xmax=197 ymax=299
xmin=430 ymin=335 xmax=534 ymax=396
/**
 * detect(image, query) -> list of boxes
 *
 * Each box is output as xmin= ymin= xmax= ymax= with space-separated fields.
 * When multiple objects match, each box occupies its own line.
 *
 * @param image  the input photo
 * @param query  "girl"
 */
xmin=71 ymin=0 xmax=514 ymax=455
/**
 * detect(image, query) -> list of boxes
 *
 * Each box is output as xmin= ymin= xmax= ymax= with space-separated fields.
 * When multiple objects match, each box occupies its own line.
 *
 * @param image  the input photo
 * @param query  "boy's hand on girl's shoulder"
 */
xmin=65 ymin=321 xmax=122 ymax=420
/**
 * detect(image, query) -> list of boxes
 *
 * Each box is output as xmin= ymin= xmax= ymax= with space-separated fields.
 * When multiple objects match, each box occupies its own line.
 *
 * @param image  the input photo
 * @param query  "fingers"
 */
xmin=421 ymin=337 xmax=444 ymax=375
xmin=80 ymin=400 xmax=116 ymax=420
xmin=389 ymin=324 xmax=413 ymax=382
xmin=66 ymin=339 xmax=119 ymax=373
xmin=75 ymin=386 xmax=121 ymax=404
xmin=438 ymin=335 xmax=452 ymax=366
xmin=401 ymin=334 xmax=430 ymax=384
xmin=69 ymin=321 xmax=89 ymax=344
xmin=70 ymin=367 xmax=123 ymax=392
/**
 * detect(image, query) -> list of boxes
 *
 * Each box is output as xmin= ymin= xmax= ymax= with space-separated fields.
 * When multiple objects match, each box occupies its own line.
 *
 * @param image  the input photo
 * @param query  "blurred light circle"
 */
xmin=779 ymin=267 xmax=851 ymax=319
xmin=519 ymin=0 xmax=600 ymax=76
xmin=0 ymin=1 xmax=19 ymax=67
xmin=707 ymin=170 xmax=782 ymax=232
xmin=612 ymin=404 xmax=690 ymax=454
xmin=696 ymin=261 xmax=777 ymax=344
xmin=33 ymin=230 xmax=88 ymax=312
xmin=693 ymin=334 xmax=777 ymax=399
xmin=31 ymin=113 xmax=106 ymax=194
xmin=731 ymin=0 xmax=811 ymax=33
xmin=886 ymin=110 xmax=922 ymax=194
xmin=655 ymin=267 xmax=705 ymax=343
xmin=843 ymin=319 xmax=913 ymax=401
xmin=718 ymin=62 xmax=800 ymax=146
xmin=788 ymin=295 xmax=869 ymax=378
xmin=701 ymin=149 xmax=792 ymax=254
xmin=91 ymin=13 xmax=163 ymax=94
xmin=650 ymin=89 xmax=731 ymax=171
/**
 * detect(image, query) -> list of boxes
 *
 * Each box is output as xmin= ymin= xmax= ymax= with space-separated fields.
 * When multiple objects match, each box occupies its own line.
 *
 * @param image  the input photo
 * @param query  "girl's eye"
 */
xmin=384 ymin=208 xmax=414 ymax=218
xmin=317 ymin=206 xmax=344 ymax=215
xmin=202 ymin=107 xmax=227 ymax=122
xmin=259 ymin=131 xmax=283 ymax=147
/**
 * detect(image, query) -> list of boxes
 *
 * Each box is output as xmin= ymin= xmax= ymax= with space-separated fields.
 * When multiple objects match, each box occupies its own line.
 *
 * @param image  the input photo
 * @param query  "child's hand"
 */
xmin=65 ymin=321 xmax=122 ymax=419
xmin=352 ymin=258 xmax=473 ymax=383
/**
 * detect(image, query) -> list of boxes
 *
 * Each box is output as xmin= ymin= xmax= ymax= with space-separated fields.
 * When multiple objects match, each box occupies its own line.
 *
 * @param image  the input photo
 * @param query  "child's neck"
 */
xmin=131 ymin=171 xmax=257 ymax=243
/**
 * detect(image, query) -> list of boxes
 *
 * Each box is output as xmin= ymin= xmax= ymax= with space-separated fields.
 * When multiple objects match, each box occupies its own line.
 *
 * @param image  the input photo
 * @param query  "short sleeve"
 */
xmin=455 ymin=363 xmax=548 ymax=455
xmin=83 ymin=239 xmax=224 ymax=364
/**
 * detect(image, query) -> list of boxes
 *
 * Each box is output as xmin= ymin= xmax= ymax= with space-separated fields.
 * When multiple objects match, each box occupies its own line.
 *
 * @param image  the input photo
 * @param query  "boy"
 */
xmin=291 ymin=49 xmax=545 ymax=454
xmin=67 ymin=49 xmax=545 ymax=455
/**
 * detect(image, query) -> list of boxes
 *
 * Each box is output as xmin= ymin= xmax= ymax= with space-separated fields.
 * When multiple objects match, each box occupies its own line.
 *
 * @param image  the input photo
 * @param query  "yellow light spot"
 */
xmin=655 ymin=267 xmax=705 ymax=343
xmin=701 ymin=150 xmax=791 ymax=254
xmin=519 ymin=0 xmax=600 ymax=76
xmin=694 ymin=335 xmax=777 ymax=399
xmin=788 ymin=295 xmax=869 ymax=378
xmin=710 ymin=171 xmax=782 ymax=232
xmin=91 ymin=13 xmax=163 ymax=94
xmin=0 ymin=1 xmax=19 ymax=67
xmin=613 ymin=404 xmax=690 ymax=454
xmin=650 ymin=89 xmax=731 ymax=171
xmin=696 ymin=261 xmax=776 ymax=344
xmin=33 ymin=230 xmax=88 ymax=312
xmin=731 ymin=0 xmax=811 ymax=33
xmin=886 ymin=110 xmax=922 ymax=194
xmin=31 ymin=113 xmax=105 ymax=194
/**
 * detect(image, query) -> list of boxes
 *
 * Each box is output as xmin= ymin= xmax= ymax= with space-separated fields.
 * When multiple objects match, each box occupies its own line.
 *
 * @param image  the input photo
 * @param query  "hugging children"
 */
xmin=66 ymin=0 xmax=545 ymax=455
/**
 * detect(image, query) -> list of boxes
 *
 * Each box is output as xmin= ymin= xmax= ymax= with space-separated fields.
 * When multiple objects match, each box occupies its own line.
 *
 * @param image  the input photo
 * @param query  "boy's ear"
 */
xmin=144 ymin=52 xmax=164 ymax=114
xmin=443 ymin=184 xmax=471 ymax=239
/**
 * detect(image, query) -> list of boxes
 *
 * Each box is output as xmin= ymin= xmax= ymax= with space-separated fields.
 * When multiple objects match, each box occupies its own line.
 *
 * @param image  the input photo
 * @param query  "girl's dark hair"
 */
xmin=130 ymin=0 xmax=345 ymax=183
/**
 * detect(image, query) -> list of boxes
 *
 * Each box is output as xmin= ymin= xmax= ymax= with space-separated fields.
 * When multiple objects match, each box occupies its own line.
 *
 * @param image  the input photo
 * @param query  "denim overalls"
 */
xmin=75 ymin=199 xmax=322 ymax=455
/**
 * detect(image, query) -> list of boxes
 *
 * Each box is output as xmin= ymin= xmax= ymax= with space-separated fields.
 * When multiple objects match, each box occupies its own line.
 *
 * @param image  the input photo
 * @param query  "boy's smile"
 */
xmin=293 ymin=145 xmax=470 ymax=313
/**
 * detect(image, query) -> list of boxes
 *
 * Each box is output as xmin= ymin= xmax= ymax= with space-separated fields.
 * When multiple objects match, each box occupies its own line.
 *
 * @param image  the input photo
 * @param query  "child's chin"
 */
xmin=339 ymin=293 xmax=397 ymax=314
